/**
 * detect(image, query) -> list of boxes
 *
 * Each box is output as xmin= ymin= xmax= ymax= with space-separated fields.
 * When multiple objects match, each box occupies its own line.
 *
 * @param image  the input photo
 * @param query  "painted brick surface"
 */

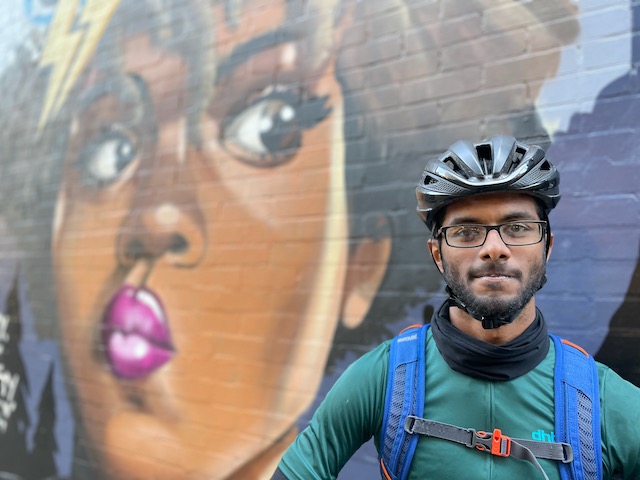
xmin=0 ymin=1 xmax=637 ymax=479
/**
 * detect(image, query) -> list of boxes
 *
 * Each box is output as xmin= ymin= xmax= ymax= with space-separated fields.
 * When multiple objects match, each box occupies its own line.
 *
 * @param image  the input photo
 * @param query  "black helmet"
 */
xmin=416 ymin=135 xmax=560 ymax=231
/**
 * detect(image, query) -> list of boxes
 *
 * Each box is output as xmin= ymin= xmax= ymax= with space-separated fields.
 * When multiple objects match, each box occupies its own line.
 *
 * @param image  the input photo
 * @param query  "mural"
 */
xmin=0 ymin=0 xmax=636 ymax=478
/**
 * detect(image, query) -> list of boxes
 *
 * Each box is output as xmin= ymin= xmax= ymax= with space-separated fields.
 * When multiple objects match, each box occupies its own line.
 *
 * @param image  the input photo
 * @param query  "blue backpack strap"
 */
xmin=551 ymin=334 xmax=602 ymax=480
xmin=379 ymin=324 xmax=429 ymax=480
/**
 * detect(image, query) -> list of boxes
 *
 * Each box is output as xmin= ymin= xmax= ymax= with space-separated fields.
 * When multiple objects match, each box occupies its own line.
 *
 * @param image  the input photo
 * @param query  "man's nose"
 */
xmin=478 ymin=228 xmax=511 ymax=260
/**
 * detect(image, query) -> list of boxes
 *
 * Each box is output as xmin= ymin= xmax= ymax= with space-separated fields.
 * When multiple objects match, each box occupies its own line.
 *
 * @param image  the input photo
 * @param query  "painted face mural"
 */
xmin=47 ymin=1 xmax=366 ymax=478
xmin=4 ymin=0 xmax=640 ymax=479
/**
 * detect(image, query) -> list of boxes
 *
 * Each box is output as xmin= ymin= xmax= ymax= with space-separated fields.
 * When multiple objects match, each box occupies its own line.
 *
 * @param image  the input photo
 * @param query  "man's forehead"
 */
xmin=442 ymin=192 xmax=541 ymax=223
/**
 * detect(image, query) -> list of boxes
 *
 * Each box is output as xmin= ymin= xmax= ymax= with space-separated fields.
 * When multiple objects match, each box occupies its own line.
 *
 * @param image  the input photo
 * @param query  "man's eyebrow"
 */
xmin=215 ymin=27 xmax=299 ymax=84
xmin=445 ymin=211 xmax=539 ymax=225
xmin=500 ymin=211 xmax=541 ymax=222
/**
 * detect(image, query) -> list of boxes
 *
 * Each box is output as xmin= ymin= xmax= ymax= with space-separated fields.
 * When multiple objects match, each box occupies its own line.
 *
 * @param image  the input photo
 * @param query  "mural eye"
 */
xmin=77 ymin=127 xmax=139 ymax=187
xmin=221 ymin=88 xmax=331 ymax=168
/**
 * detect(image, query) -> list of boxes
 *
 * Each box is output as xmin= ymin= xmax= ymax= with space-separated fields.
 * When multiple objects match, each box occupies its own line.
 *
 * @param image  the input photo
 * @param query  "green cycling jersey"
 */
xmin=278 ymin=329 xmax=640 ymax=479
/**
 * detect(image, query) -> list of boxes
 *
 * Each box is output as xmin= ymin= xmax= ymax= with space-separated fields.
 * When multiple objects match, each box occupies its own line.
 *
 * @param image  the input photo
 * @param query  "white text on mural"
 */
xmin=0 ymin=313 xmax=19 ymax=433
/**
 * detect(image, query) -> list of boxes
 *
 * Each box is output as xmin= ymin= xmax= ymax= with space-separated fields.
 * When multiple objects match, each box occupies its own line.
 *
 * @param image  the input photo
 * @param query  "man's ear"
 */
xmin=427 ymin=238 xmax=444 ymax=274
xmin=340 ymin=215 xmax=391 ymax=329
xmin=546 ymin=232 xmax=554 ymax=261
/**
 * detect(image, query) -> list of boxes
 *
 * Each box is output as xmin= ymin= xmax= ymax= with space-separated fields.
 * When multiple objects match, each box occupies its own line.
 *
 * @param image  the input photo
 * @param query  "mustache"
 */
xmin=467 ymin=265 xmax=522 ymax=280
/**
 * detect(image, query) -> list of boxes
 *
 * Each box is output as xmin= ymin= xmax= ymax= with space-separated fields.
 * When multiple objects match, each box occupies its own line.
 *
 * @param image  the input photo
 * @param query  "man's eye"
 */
xmin=221 ymin=87 xmax=331 ymax=168
xmin=77 ymin=128 xmax=138 ymax=187
xmin=451 ymin=227 xmax=482 ymax=239
xmin=503 ymin=223 xmax=530 ymax=235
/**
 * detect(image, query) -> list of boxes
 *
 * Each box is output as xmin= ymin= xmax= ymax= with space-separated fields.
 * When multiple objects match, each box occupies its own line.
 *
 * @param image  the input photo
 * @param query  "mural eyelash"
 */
xmin=220 ymin=87 xmax=332 ymax=168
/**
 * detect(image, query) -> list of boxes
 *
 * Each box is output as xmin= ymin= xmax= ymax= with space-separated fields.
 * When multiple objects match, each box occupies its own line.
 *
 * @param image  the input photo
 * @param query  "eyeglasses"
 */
xmin=436 ymin=221 xmax=547 ymax=248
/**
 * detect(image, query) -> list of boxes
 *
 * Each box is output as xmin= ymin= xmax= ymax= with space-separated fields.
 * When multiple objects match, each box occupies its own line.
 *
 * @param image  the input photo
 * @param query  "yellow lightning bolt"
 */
xmin=38 ymin=0 xmax=121 ymax=131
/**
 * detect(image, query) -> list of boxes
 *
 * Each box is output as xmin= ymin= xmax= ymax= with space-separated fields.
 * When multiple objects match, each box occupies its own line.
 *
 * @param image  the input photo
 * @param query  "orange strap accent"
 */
xmin=380 ymin=458 xmax=393 ymax=480
xmin=399 ymin=324 xmax=423 ymax=334
xmin=561 ymin=339 xmax=589 ymax=358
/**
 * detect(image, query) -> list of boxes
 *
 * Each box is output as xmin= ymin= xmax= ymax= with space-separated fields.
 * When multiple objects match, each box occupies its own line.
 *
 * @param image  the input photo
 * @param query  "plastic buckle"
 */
xmin=465 ymin=428 xmax=479 ymax=448
xmin=474 ymin=429 xmax=511 ymax=457
xmin=561 ymin=442 xmax=573 ymax=463
xmin=404 ymin=416 xmax=417 ymax=434
xmin=490 ymin=429 xmax=511 ymax=457
xmin=474 ymin=431 xmax=492 ymax=452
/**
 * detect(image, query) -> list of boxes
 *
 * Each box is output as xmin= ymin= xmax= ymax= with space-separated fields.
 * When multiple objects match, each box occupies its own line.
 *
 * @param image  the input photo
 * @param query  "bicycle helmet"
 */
xmin=416 ymin=135 xmax=560 ymax=232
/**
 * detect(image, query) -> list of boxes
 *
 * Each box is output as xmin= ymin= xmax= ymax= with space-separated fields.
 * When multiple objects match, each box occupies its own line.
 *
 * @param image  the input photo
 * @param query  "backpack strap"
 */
xmin=551 ymin=334 xmax=603 ymax=480
xmin=403 ymin=415 xmax=573 ymax=480
xmin=379 ymin=324 xmax=429 ymax=480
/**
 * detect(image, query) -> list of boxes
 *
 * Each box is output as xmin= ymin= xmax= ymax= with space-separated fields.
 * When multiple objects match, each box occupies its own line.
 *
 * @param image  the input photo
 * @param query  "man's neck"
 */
xmin=448 ymin=300 xmax=537 ymax=345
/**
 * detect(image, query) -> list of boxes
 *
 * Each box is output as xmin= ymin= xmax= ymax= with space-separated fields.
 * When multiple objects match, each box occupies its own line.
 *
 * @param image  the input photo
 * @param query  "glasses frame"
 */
xmin=436 ymin=220 xmax=548 ymax=248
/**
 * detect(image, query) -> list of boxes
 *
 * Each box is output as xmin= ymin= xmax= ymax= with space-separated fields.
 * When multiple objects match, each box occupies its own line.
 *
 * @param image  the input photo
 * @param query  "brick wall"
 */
xmin=0 ymin=0 xmax=636 ymax=478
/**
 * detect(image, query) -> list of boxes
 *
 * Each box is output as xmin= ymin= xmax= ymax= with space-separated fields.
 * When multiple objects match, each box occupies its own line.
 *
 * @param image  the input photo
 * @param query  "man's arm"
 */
xmin=598 ymin=365 xmax=640 ymax=479
xmin=272 ymin=341 xmax=390 ymax=480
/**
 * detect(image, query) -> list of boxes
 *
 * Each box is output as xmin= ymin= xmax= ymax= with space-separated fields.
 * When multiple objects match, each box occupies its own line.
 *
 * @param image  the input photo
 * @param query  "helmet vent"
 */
xmin=423 ymin=174 xmax=437 ymax=185
xmin=442 ymin=156 xmax=461 ymax=173
xmin=540 ymin=160 xmax=552 ymax=171
xmin=504 ymin=146 xmax=526 ymax=172
xmin=513 ymin=147 xmax=525 ymax=164
xmin=475 ymin=144 xmax=492 ymax=174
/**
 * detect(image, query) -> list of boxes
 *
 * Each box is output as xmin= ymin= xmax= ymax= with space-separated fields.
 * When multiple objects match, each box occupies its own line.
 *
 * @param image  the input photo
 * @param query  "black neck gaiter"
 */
xmin=430 ymin=301 xmax=550 ymax=381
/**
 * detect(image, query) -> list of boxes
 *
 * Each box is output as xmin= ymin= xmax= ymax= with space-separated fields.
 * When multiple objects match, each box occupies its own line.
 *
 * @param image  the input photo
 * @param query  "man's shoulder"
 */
xmin=595 ymin=361 xmax=640 ymax=395
xmin=344 ymin=326 xmax=432 ymax=385
xmin=338 ymin=337 xmax=393 ymax=378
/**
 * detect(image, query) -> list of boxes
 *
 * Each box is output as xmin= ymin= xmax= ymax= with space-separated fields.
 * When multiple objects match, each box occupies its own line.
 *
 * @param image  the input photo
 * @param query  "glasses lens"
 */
xmin=444 ymin=225 xmax=486 ymax=247
xmin=498 ymin=221 xmax=543 ymax=245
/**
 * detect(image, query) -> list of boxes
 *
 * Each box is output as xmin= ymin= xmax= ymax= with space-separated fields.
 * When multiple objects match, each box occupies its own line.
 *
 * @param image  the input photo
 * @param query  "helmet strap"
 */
xmin=445 ymin=285 xmax=521 ymax=330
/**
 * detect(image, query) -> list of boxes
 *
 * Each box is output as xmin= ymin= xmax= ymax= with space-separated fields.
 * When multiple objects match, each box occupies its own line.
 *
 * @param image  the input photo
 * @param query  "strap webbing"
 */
xmin=380 ymin=325 xmax=428 ymax=480
xmin=551 ymin=335 xmax=602 ymax=480
xmin=405 ymin=416 xmax=573 ymax=480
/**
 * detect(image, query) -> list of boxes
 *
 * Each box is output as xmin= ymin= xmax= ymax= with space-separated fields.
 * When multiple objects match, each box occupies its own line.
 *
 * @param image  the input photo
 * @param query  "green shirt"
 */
xmin=279 ymin=330 xmax=640 ymax=479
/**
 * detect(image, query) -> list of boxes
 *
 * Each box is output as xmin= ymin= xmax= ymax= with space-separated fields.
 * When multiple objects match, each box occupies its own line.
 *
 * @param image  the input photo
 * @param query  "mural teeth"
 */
xmin=110 ymin=331 xmax=150 ymax=361
xmin=135 ymin=289 xmax=165 ymax=324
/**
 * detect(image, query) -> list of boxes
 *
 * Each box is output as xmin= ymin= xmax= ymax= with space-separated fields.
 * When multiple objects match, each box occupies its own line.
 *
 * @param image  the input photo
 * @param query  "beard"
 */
xmin=442 ymin=255 xmax=547 ymax=326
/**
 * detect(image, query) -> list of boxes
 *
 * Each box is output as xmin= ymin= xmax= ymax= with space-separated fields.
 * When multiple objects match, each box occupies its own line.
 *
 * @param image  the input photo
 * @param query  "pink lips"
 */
xmin=101 ymin=285 xmax=174 ymax=379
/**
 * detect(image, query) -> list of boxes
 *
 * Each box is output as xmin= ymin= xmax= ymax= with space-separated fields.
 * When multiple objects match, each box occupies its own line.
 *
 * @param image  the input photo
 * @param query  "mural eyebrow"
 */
xmin=75 ymin=74 xmax=150 ymax=128
xmin=76 ymin=75 xmax=143 ymax=111
xmin=76 ymin=82 xmax=120 ymax=113
xmin=214 ymin=27 xmax=299 ymax=85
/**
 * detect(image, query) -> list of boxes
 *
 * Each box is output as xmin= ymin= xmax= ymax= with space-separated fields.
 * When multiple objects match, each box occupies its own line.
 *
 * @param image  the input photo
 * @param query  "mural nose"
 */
xmin=117 ymin=202 xmax=206 ymax=267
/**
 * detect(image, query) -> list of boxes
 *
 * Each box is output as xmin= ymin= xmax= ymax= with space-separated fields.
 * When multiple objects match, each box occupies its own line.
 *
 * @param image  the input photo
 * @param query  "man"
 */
xmin=271 ymin=135 xmax=640 ymax=479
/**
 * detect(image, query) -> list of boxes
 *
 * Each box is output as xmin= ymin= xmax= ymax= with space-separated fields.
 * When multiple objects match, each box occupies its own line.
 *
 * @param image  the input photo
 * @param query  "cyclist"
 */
xmin=271 ymin=135 xmax=640 ymax=479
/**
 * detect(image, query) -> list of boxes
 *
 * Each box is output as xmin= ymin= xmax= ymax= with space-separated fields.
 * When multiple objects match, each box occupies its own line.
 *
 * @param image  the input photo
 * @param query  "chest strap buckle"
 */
xmin=475 ymin=429 xmax=511 ymax=457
